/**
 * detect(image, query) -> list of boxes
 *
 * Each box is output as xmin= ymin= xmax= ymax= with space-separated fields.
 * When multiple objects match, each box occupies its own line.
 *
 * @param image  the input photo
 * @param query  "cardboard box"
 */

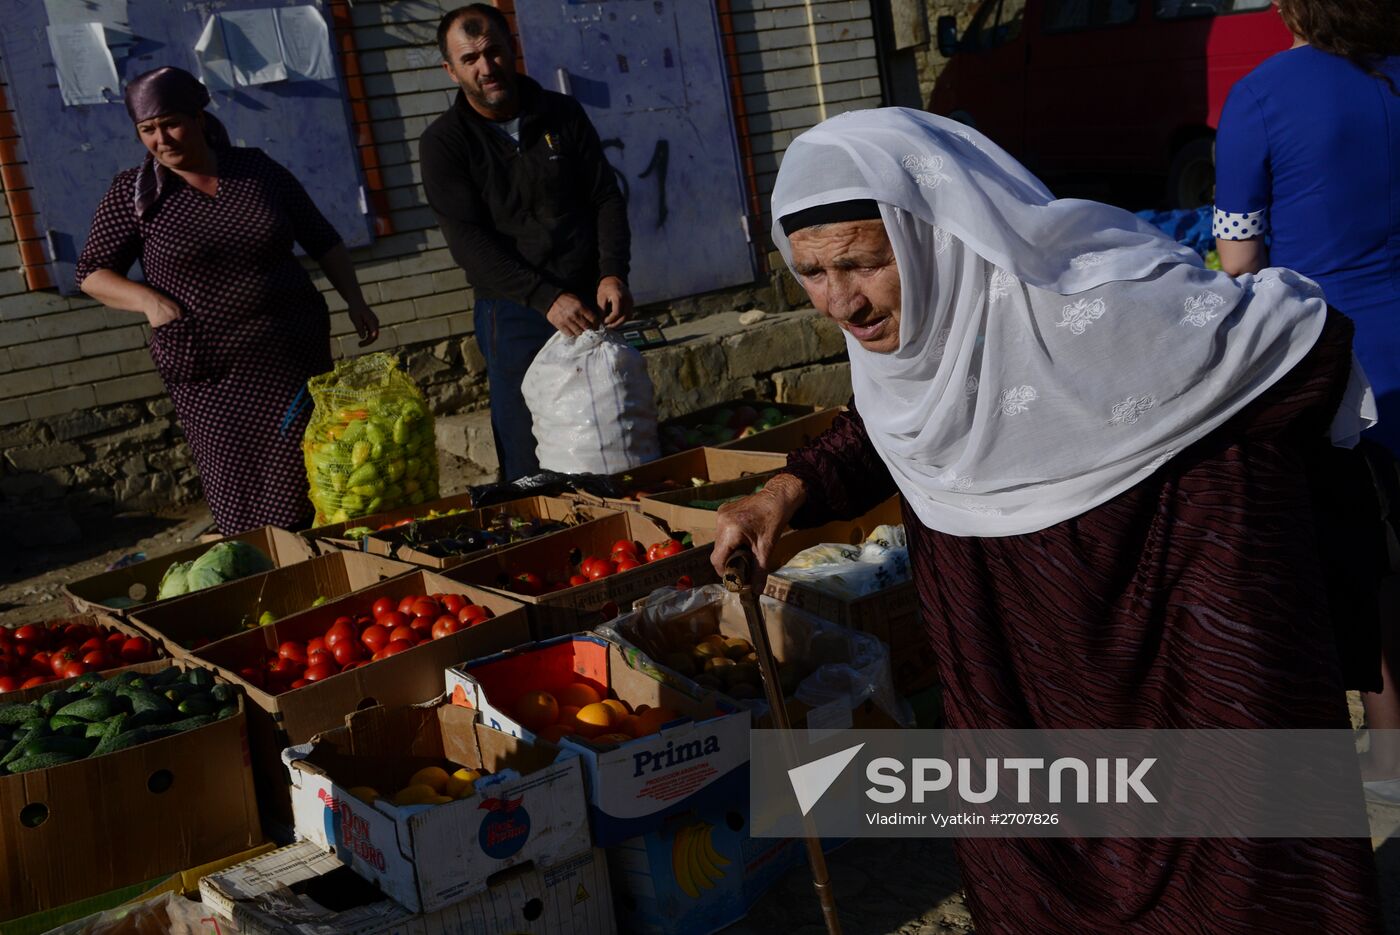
xmin=0 ymin=843 xmax=275 ymax=935
xmin=570 ymin=448 xmax=787 ymax=515
xmin=282 ymin=699 xmax=593 ymax=914
xmin=658 ymin=400 xmax=815 ymax=456
xmin=606 ymin=803 xmax=804 ymax=935
xmin=0 ymin=660 xmax=263 ymax=921
xmin=187 ymin=571 xmax=531 ymax=827
xmin=636 ymin=470 xmax=783 ymax=535
xmin=446 ymin=635 xmax=750 ymax=847
xmin=362 ymin=496 xmax=621 ymax=570
xmin=128 ymin=550 xmax=418 ymax=657
xmin=202 ymin=840 xmax=616 ymax=935
xmin=63 ymin=526 xmax=318 ymax=617
xmin=301 ymin=491 xmax=479 ymax=553
xmin=758 ymin=499 xmax=935 ymax=695
xmin=718 ymin=407 xmax=842 ymax=455
xmin=444 ymin=511 xmax=718 ymax=640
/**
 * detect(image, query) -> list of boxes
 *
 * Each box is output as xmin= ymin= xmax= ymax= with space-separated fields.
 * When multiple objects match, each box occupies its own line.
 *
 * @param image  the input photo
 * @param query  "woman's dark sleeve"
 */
xmin=263 ymin=151 xmax=343 ymax=259
xmin=779 ymin=403 xmax=898 ymax=528
xmin=75 ymin=172 xmax=143 ymax=286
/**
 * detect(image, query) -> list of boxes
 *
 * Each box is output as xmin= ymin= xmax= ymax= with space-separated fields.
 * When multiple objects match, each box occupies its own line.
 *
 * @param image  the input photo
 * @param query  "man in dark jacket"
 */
xmin=422 ymin=4 xmax=632 ymax=481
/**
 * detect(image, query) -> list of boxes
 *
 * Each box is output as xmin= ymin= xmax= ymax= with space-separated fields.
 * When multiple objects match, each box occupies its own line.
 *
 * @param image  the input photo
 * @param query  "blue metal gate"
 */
xmin=513 ymin=0 xmax=757 ymax=305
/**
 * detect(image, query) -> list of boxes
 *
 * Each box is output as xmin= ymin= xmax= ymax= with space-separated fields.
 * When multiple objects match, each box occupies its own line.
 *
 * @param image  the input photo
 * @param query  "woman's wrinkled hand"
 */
xmin=710 ymin=473 xmax=808 ymax=579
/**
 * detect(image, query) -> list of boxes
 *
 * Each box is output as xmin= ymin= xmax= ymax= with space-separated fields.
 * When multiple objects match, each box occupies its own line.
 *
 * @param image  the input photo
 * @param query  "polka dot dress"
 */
xmin=1212 ymin=207 xmax=1267 ymax=240
xmin=76 ymin=148 xmax=339 ymax=534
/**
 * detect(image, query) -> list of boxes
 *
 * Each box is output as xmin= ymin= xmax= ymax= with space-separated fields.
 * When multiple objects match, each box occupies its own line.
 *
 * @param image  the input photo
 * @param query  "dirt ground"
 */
xmin=1 ymin=505 xmax=1396 ymax=934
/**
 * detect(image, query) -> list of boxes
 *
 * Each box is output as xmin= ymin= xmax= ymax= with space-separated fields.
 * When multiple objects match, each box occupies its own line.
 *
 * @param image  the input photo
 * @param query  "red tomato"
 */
xmin=278 ymin=641 xmax=308 ymax=665
xmin=307 ymin=637 xmax=327 ymax=655
xmin=395 ymin=518 xmax=414 ymax=527
xmin=410 ymin=598 xmax=442 ymax=619
xmin=615 ymin=556 xmax=642 ymax=572
xmin=371 ymin=597 xmax=396 ymax=618
xmin=440 ymin=594 xmax=466 ymax=614
xmin=105 ymin=631 xmax=127 ymax=648
xmin=11 ymin=643 xmax=32 ymax=661
xmin=304 ymin=661 xmax=337 ymax=682
xmin=377 ymin=610 xmax=409 ymax=631
xmin=0 ymin=676 xmax=18 ymax=693
xmin=431 ymin=616 xmax=460 ymax=639
xmin=361 ymin=624 xmax=390 ymax=653
xmin=370 ymin=649 xmax=388 ymax=662
xmin=658 ymin=539 xmax=686 ymax=559
xmin=675 ymin=575 xmax=694 ymax=590
xmin=237 ymin=666 xmax=266 ymax=689
xmin=397 ymin=595 xmax=420 ymax=616
xmin=58 ymin=661 xmax=87 ymax=679
xmin=410 ymin=617 xmax=433 ymax=638
xmin=63 ymin=624 xmax=92 ymax=643
xmin=79 ymin=637 xmax=105 ymax=655
xmin=82 ymin=650 xmax=113 ymax=669
xmin=388 ymin=625 xmax=416 ymax=644
xmin=457 ymin=604 xmax=485 ymax=624
xmin=513 ymin=572 xmax=543 ymax=595
xmin=29 ymin=651 xmax=51 ymax=673
xmin=568 ymin=574 xmax=589 ymax=587
xmin=646 ymin=543 xmax=662 ymax=563
xmin=120 ymin=637 xmax=155 ymax=664
xmin=307 ymin=650 xmax=334 ymax=670
xmin=13 ymin=625 xmax=45 ymax=647
xmin=49 ymin=650 xmax=81 ymax=677
xmin=580 ymin=556 xmax=601 ymax=577
xmin=586 ymin=559 xmax=617 ymax=581
xmin=341 ymin=661 xmax=366 ymax=672
xmin=289 ymin=678 xmax=311 ymax=690
xmin=331 ymin=640 xmax=364 ymax=666
xmin=325 ymin=620 xmax=357 ymax=648
xmin=19 ymin=676 xmax=49 ymax=690
xmin=384 ymin=639 xmax=415 ymax=657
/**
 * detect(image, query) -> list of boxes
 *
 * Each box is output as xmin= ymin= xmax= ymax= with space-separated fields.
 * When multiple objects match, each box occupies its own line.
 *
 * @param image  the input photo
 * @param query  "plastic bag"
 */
xmin=46 ymin=892 xmax=213 ymax=935
xmin=302 ymin=352 xmax=439 ymax=525
xmin=772 ymin=524 xmax=910 ymax=600
xmin=599 ymin=584 xmax=912 ymax=727
xmin=522 ymin=329 xmax=660 ymax=475
xmin=467 ymin=469 xmax=631 ymax=507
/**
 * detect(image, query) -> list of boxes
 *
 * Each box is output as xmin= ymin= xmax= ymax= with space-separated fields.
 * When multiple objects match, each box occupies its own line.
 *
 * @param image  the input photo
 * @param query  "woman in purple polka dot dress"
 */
xmin=76 ymin=67 xmax=380 ymax=535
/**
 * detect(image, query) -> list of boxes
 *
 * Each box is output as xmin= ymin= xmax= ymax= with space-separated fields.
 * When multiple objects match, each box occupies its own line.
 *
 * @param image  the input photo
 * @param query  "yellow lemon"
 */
xmin=601 ymin=698 xmax=631 ymax=722
xmin=346 ymin=785 xmax=380 ymax=803
xmin=392 ymin=783 xmax=439 ymax=806
xmin=409 ymin=766 xmax=451 ymax=793
xmin=446 ymin=767 xmax=482 ymax=798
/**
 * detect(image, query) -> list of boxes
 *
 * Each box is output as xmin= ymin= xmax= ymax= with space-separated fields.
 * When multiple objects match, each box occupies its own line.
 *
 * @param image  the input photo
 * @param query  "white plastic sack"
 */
xmin=522 ymin=329 xmax=660 ymax=475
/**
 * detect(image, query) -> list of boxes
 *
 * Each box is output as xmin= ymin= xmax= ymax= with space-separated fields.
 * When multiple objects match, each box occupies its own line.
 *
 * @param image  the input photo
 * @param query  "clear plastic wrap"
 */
xmin=771 ymin=523 xmax=911 ymax=600
xmin=598 ymin=584 xmax=912 ymax=726
xmin=522 ymin=329 xmax=660 ymax=474
xmin=45 ymin=892 xmax=212 ymax=935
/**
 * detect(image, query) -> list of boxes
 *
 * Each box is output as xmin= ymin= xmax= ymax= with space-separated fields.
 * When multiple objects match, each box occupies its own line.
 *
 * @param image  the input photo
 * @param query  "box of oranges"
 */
xmin=282 ymin=696 xmax=592 ymax=914
xmin=446 ymin=634 xmax=752 ymax=847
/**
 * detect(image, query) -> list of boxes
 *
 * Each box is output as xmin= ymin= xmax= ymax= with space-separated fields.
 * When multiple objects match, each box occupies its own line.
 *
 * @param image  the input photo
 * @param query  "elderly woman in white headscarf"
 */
xmin=712 ymin=108 xmax=1384 ymax=933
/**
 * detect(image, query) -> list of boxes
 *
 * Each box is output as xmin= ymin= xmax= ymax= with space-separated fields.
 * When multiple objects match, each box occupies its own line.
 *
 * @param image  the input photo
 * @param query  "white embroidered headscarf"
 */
xmin=772 ymin=108 xmax=1366 ymax=537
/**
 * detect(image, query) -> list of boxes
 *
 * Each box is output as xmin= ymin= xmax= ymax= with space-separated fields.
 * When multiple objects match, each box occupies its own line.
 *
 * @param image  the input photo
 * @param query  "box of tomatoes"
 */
xmin=443 ymin=511 xmax=718 ymax=641
xmin=282 ymin=696 xmax=593 ymax=914
xmin=184 ymin=571 xmax=532 ymax=827
xmin=446 ymin=634 xmax=751 ymax=847
xmin=0 ymin=612 xmax=163 ymax=696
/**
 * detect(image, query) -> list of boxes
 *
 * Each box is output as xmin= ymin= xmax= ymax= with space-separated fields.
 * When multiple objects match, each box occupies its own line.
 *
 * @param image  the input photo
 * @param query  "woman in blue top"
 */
xmin=1215 ymin=0 xmax=1400 ymax=791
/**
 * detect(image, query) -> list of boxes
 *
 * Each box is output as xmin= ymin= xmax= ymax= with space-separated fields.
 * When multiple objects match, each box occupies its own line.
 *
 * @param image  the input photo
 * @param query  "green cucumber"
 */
xmin=176 ymin=696 xmax=213 ymax=716
xmin=56 ymin=695 xmax=119 ymax=722
xmin=8 ymin=753 xmax=80 ymax=774
xmin=91 ymin=713 xmax=130 ymax=756
xmin=0 ymin=703 xmax=40 ymax=725
xmin=21 ymin=735 xmax=95 ymax=758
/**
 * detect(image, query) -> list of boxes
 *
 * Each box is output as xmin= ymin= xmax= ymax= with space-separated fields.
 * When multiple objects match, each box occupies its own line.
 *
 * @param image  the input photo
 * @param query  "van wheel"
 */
xmin=1166 ymin=138 xmax=1214 ymax=209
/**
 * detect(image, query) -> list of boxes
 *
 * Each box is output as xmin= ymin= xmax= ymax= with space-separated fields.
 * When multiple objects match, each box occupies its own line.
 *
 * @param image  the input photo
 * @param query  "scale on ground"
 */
xmin=618 ymin=318 xmax=669 ymax=350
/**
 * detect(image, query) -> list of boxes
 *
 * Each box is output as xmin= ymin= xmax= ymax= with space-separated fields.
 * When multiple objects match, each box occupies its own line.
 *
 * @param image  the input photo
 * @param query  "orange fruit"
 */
xmin=575 ymin=702 xmax=615 ymax=736
xmin=557 ymin=682 xmax=603 ymax=708
xmin=601 ymin=698 xmax=630 ymax=722
xmin=409 ymin=766 xmax=450 ymax=793
xmin=515 ymin=691 xmax=560 ymax=732
xmin=536 ymin=723 xmax=571 ymax=743
xmin=630 ymin=706 xmax=681 ymax=737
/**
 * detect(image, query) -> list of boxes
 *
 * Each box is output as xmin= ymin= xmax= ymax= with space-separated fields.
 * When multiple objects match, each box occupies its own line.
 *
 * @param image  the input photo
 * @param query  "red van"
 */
xmin=927 ymin=0 xmax=1291 ymax=207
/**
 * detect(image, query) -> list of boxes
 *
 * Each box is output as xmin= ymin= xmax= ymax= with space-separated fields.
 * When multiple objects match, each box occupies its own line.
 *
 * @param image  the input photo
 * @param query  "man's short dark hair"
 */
xmin=437 ymin=4 xmax=512 ymax=60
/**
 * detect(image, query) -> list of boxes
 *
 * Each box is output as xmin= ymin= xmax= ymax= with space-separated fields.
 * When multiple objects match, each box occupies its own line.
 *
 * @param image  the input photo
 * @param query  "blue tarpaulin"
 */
xmin=1136 ymin=206 xmax=1214 ymax=259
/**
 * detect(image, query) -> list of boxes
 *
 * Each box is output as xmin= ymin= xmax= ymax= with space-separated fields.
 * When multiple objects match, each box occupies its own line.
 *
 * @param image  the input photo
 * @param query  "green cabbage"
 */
xmin=157 ymin=541 xmax=273 ymax=600
xmin=157 ymin=560 xmax=192 ymax=599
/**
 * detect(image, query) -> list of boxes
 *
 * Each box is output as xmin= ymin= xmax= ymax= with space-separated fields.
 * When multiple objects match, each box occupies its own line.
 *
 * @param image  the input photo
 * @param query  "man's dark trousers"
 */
xmin=474 ymin=297 xmax=557 ymax=482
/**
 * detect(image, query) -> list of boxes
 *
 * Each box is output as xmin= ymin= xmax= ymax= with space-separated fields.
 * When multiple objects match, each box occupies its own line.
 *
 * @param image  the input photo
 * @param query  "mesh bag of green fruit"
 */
xmin=302 ymin=352 xmax=439 ymax=526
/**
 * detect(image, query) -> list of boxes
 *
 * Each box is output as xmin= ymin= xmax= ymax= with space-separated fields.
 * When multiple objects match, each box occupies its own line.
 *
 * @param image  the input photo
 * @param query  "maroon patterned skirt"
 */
xmin=912 ymin=312 xmax=1383 ymax=933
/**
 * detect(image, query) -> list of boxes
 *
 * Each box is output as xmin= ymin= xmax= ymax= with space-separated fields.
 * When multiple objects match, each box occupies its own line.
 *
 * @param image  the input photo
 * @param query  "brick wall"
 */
xmin=0 ymin=0 xmax=883 ymax=538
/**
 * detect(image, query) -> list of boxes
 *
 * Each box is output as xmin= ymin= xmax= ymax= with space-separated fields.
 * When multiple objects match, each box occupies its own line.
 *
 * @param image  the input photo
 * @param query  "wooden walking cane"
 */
xmin=722 ymin=548 xmax=843 ymax=935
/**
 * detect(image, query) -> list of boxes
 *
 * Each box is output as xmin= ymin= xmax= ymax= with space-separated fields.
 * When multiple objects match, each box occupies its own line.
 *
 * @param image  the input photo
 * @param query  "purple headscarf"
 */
xmin=123 ymin=67 xmax=231 ymax=219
